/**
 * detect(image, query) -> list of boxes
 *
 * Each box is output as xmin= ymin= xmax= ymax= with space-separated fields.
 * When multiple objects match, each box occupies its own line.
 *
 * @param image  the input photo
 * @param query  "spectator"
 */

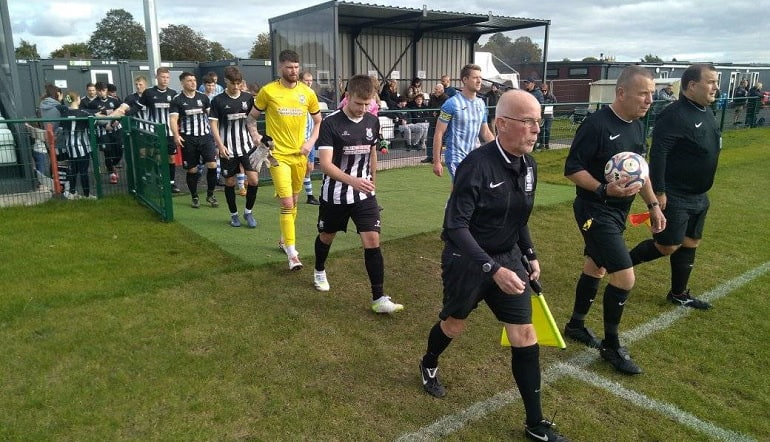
xmin=486 ymin=83 xmax=501 ymax=134
xmin=521 ymin=77 xmax=544 ymax=104
xmin=408 ymin=94 xmax=431 ymax=150
xmin=380 ymin=80 xmax=399 ymax=109
xmin=198 ymin=71 xmax=224 ymax=96
xmin=392 ymin=95 xmax=425 ymax=150
xmin=421 ymin=83 xmax=449 ymax=163
xmin=538 ymin=82 xmax=557 ymax=150
xmin=202 ymin=73 xmax=220 ymax=100
xmin=733 ymin=79 xmax=748 ymax=125
xmin=25 ymin=122 xmax=51 ymax=190
xmin=406 ymin=77 xmax=423 ymax=101
xmin=440 ymin=75 xmax=457 ymax=97
xmin=747 ymin=82 xmax=763 ymax=127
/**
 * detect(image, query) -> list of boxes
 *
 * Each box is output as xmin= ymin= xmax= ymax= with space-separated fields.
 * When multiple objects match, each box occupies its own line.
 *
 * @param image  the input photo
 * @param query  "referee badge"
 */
xmin=582 ymin=218 xmax=593 ymax=231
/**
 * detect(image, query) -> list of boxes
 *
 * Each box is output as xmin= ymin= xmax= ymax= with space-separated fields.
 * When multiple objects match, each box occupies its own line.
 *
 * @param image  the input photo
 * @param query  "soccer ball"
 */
xmin=604 ymin=152 xmax=649 ymax=189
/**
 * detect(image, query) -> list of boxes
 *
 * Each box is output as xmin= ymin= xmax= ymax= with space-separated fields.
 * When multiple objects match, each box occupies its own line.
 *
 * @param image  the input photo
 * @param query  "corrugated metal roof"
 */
xmin=271 ymin=1 xmax=549 ymax=35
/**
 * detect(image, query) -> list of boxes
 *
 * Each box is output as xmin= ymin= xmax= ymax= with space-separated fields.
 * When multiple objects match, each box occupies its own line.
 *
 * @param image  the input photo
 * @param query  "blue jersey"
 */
xmin=438 ymin=93 xmax=488 ymax=166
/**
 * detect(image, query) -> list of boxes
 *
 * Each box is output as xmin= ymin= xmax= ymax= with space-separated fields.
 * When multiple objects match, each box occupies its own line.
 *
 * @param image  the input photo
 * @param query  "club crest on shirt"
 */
xmin=242 ymin=101 xmax=248 ymax=110
xmin=298 ymin=94 xmax=307 ymax=105
xmin=197 ymin=99 xmax=203 ymax=107
xmin=366 ymin=127 xmax=373 ymax=140
xmin=166 ymin=95 xmax=172 ymax=101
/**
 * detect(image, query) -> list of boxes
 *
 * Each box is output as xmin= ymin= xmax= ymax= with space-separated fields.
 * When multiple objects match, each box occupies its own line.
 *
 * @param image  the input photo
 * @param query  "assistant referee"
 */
xmin=418 ymin=90 xmax=568 ymax=442
xmin=629 ymin=64 xmax=721 ymax=310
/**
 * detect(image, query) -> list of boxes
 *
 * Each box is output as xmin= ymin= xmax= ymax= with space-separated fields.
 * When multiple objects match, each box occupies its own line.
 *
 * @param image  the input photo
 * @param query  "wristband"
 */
xmin=595 ymin=183 xmax=607 ymax=201
xmin=524 ymin=247 xmax=537 ymax=262
xmin=647 ymin=201 xmax=659 ymax=209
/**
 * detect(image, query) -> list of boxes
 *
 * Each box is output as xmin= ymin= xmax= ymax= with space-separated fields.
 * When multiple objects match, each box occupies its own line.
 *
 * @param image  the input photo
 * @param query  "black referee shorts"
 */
xmin=573 ymin=197 xmax=632 ymax=273
xmin=654 ymin=192 xmax=710 ymax=245
xmin=181 ymin=135 xmax=216 ymax=169
xmin=317 ymin=196 xmax=381 ymax=234
xmin=439 ymin=245 xmax=532 ymax=325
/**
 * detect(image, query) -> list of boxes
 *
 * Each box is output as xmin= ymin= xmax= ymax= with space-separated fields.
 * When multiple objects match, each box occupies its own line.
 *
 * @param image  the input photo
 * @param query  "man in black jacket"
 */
xmin=629 ymin=64 xmax=721 ymax=310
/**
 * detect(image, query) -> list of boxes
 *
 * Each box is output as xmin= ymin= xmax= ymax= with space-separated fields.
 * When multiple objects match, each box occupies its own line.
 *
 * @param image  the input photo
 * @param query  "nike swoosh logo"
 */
xmin=421 ymin=367 xmax=438 ymax=385
xmin=489 ymin=181 xmax=504 ymax=188
xmin=609 ymin=134 xmax=620 ymax=140
xmin=695 ymin=122 xmax=703 ymax=128
xmin=526 ymin=429 xmax=549 ymax=441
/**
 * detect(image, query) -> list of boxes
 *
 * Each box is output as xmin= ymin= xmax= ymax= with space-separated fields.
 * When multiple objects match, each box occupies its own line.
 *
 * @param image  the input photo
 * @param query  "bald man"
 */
xmin=418 ymin=90 xmax=568 ymax=442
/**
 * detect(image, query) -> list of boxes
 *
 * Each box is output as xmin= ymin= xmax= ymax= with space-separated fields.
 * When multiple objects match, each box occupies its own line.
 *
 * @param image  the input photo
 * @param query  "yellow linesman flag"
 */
xmin=501 ymin=294 xmax=566 ymax=348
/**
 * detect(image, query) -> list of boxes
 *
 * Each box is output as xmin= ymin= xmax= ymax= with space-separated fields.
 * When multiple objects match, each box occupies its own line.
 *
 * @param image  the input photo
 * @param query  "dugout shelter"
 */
xmin=268 ymin=1 xmax=551 ymax=106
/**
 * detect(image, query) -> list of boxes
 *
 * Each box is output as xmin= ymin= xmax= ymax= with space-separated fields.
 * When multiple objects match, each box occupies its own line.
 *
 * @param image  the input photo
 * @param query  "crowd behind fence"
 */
xmin=1 ymin=96 xmax=767 ymax=216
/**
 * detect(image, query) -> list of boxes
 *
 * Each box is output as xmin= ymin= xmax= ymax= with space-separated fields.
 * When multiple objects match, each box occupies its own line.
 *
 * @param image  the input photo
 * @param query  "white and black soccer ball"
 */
xmin=604 ymin=151 xmax=649 ymax=189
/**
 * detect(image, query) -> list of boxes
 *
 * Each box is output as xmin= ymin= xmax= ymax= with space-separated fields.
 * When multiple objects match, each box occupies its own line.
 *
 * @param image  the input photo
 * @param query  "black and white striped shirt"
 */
xmin=124 ymin=92 xmax=148 ymax=127
xmin=209 ymin=91 xmax=255 ymax=156
xmin=85 ymin=96 xmax=122 ymax=136
xmin=63 ymin=108 xmax=92 ymax=158
xmin=317 ymin=110 xmax=380 ymax=204
xmin=140 ymin=86 xmax=176 ymax=136
xmin=170 ymin=91 xmax=211 ymax=137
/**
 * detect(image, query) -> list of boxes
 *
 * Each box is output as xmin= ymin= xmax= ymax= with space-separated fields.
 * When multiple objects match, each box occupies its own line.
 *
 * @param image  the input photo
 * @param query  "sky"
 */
xmin=7 ymin=0 xmax=769 ymax=64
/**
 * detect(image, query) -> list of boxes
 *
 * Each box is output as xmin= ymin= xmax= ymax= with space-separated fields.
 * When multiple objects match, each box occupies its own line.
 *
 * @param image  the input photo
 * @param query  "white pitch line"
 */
xmin=396 ymin=261 xmax=770 ymax=441
xmin=557 ymin=363 xmax=756 ymax=442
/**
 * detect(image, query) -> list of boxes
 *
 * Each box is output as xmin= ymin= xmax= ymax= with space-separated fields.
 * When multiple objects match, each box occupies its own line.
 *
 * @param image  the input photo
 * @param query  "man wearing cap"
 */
xmin=522 ymin=77 xmax=544 ymax=104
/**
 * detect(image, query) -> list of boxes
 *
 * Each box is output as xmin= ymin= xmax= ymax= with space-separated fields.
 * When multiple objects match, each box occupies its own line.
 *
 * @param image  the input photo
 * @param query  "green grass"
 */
xmin=1 ymin=129 xmax=769 ymax=440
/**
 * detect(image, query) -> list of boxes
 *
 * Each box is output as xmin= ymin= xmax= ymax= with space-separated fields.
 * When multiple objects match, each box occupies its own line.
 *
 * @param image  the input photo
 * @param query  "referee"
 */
xmin=629 ymin=64 xmax=721 ymax=310
xmin=418 ymin=90 xmax=568 ymax=442
xmin=562 ymin=66 xmax=665 ymax=375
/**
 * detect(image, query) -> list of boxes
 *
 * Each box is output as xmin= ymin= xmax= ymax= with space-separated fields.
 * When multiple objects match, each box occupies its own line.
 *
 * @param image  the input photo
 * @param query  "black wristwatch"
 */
xmin=482 ymin=261 xmax=500 ymax=274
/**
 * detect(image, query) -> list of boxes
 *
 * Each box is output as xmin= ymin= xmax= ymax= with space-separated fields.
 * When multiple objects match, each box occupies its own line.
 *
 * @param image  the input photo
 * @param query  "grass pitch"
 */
xmin=1 ymin=129 xmax=769 ymax=440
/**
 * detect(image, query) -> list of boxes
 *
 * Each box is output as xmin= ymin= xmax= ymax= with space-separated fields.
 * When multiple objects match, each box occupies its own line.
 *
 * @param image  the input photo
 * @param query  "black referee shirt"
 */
xmin=564 ymin=105 xmax=646 ymax=207
xmin=650 ymin=96 xmax=721 ymax=195
xmin=443 ymin=140 xmax=536 ymax=264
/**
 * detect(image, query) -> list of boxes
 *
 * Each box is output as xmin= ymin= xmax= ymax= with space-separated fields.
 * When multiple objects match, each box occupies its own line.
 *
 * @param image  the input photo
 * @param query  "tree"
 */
xmin=50 ymin=43 xmax=92 ymax=59
xmin=582 ymin=56 xmax=599 ymax=62
xmin=15 ymin=40 xmax=40 ymax=59
xmin=208 ymin=42 xmax=235 ymax=61
xmin=478 ymin=33 xmax=542 ymax=69
xmin=88 ymin=9 xmax=146 ymax=59
xmin=160 ymin=24 xmax=209 ymax=61
xmin=641 ymin=53 xmax=663 ymax=63
xmin=249 ymin=32 xmax=271 ymax=59
xmin=509 ymin=36 xmax=542 ymax=65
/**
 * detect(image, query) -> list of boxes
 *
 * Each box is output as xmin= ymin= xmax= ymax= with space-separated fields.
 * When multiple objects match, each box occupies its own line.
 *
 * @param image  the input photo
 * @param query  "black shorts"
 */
xmin=181 ymin=135 xmax=216 ymax=169
xmin=573 ymin=197 xmax=632 ymax=273
xmin=317 ymin=196 xmax=381 ymax=234
xmin=166 ymin=136 xmax=176 ymax=156
xmin=220 ymin=155 xmax=255 ymax=178
xmin=439 ymin=245 xmax=531 ymax=324
xmin=654 ymin=191 xmax=709 ymax=245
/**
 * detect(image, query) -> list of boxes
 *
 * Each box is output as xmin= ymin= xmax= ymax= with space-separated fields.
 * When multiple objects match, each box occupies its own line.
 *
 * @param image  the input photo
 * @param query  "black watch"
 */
xmin=482 ymin=261 xmax=495 ymax=273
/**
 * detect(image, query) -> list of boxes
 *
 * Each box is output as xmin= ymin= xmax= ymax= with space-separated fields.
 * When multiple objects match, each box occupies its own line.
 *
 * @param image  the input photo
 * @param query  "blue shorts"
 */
xmin=307 ymin=147 xmax=316 ymax=164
